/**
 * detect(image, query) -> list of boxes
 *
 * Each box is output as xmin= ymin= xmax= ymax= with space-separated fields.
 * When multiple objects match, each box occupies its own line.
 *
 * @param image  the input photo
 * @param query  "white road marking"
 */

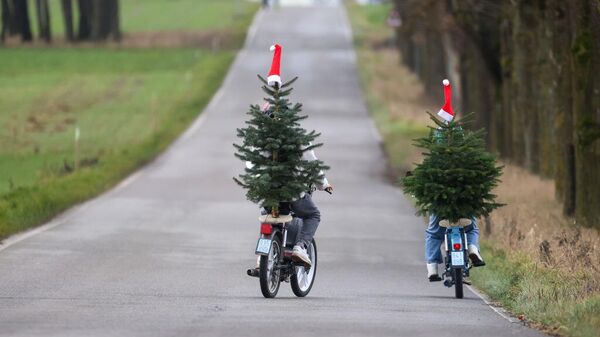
xmin=467 ymin=285 xmax=520 ymax=323
xmin=0 ymin=203 xmax=88 ymax=252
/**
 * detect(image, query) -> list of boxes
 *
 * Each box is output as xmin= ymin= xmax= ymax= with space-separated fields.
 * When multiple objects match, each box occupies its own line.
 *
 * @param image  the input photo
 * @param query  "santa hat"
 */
xmin=437 ymin=79 xmax=454 ymax=122
xmin=267 ymin=44 xmax=282 ymax=87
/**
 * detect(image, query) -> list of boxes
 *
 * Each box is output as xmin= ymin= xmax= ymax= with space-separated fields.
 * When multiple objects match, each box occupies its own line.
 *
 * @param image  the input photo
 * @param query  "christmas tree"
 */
xmin=401 ymin=112 xmax=504 ymax=223
xmin=233 ymin=75 xmax=329 ymax=216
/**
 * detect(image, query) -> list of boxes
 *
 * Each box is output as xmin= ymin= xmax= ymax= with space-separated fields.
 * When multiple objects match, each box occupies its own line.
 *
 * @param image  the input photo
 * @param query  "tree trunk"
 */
xmin=35 ymin=0 xmax=50 ymax=42
xmin=89 ymin=0 xmax=119 ymax=41
xmin=77 ymin=0 xmax=92 ymax=40
xmin=13 ymin=0 xmax=32 ymax=42
xmin=1 ymin=0 xmax=9 ymax=42
xmin=550 ymin=0 xmax=576 ymax=216
xmin=60 ymin=0 xmax=74 ymax=41
xmin=107 ymin=0 xmax=120 ymax=41
xmin=572 ymin=0 xmax=600 ymax=228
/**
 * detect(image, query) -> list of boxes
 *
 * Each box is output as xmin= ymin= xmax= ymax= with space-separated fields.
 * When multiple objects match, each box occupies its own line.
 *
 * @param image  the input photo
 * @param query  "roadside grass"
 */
xmin=0 ymin=1 xmax=258 ymax=240
xmin=0 ymin=48 xmax=234 ymax=239
xmin=345 ymin=1 xmax=429 ymax=175
xmin=346 ymin=2 xmax=600 ymax=337
xmin=471 ymin=245 xmax=600 ymax=337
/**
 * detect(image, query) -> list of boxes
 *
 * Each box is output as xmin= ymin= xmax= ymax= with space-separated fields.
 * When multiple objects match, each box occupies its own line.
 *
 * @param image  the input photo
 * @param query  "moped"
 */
xmin=439 ymin=218 xmax=473 ymax=299
xmin=247 ymin=208 xmax=317 ymax=298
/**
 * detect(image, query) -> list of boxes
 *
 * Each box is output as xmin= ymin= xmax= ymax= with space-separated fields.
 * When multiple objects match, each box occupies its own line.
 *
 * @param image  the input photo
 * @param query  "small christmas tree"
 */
xmin=401 ymin=112 xmax=504 ymax=223
xmin=233 ymin=75 xmax=329 ymax=216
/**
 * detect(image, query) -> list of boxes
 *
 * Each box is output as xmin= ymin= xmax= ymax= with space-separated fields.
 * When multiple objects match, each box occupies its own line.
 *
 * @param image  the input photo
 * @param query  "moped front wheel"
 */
xmin=259 ymin=236 xmax=282 ymax=298
xmin=453 ymin=268 xmax=464 ymax=299
xmin=291 ymin=239 xmax=317 ymax=297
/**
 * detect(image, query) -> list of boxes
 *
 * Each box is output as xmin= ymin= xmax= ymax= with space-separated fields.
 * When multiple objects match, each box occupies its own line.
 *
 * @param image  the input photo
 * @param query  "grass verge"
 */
xmin=471 ymin=244 xmax=600 ymax=337
xmin=0 ymin=1 xmax=258 ymax=240
xmin=345 ymin=2 xmax=600 ymax=337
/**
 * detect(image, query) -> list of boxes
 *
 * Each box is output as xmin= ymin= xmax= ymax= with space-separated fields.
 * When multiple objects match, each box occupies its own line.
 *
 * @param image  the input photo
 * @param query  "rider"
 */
xmin=288 ymin=151 xmax=332 ymax=267
xmin=251 ymin=44 xmax=333 ymax=267
xmin=248 ymin=102 xmax=333 ymax=267
xmin=426 ymin=79 xmax=485 ymax=281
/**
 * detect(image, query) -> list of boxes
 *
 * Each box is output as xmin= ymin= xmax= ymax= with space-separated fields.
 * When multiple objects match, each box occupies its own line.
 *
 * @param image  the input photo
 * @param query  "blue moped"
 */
xmin=439 ymin=218 xmax=473 ymax=298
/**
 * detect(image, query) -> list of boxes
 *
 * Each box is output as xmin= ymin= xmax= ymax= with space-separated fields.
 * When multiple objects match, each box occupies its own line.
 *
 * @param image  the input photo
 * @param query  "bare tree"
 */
xmin=60 ymin=0 xmax=74 ymax=41
xmin=12 ymin=0 xmax=32 ymax=42
xmin=35 ymin=0 xmax=51 ymax=42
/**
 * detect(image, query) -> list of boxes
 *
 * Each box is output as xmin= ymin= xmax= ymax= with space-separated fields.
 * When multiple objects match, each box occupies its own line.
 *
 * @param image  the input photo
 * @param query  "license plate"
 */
xmin=255 ymin=238 xmax=272 ymax=255
xmin=451 ymin=251 xmax=465 ymax=266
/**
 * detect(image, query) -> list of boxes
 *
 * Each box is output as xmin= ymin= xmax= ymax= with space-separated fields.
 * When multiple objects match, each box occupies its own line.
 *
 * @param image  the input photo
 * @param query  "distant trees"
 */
xmin=1 ymin=0 xmax=120 ymax=43
xmin=1 ymin=0 xmax=33 ymax=42
xmin=393 ymin=0 xmax=600 ymax=228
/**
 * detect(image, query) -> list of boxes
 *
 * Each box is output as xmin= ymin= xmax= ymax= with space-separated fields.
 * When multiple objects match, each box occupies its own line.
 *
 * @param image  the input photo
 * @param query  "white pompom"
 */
xmin=442 ymin=79 xmax=450 ymax=86
xmin=270 ymin=45 xmax=276 ymax=52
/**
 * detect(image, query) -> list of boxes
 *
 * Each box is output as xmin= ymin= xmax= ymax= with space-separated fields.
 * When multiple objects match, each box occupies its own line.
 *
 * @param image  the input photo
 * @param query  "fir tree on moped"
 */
xmin=234 ymin=44 xmax=332 ymax=298
xmin=402 ymin=79 xmax=503 ymax=299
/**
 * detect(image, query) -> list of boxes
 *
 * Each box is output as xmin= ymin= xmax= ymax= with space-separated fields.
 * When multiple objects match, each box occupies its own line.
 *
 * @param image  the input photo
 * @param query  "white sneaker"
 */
xmin=292 ymin=245 xmax=311 ymax=267
xmin=468 ymin=245 xmax=486 ymax=267
xmin=427 ymin=263 xmax=441 ymax=282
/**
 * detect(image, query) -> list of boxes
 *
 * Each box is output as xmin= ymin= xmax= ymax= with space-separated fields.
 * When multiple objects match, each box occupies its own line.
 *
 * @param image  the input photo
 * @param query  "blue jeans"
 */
xmin=425 ymin=215 xmax=480 ymax=264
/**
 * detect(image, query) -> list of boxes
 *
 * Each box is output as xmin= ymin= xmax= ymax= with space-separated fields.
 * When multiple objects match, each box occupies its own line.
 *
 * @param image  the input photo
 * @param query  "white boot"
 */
xmin=468 ymin=245 xmax=486 ymax=267
xmin=292 ymin=245 xmax=312 ymax=267
xmin=427 ymin=263 xmax=441 ymax=282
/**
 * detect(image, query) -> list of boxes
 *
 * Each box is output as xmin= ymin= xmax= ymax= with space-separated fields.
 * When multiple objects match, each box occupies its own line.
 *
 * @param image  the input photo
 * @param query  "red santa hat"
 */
xmin=267 ymin=44 xmax=282 ymax=87
xmin=437 ymin=79 xmax=454 ymax=122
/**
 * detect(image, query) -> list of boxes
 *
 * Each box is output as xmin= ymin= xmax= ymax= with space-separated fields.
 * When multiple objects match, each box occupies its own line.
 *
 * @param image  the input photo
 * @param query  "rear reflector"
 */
xmin=260 ymin=223 xmax=272 ymax=235
xmin=453 ymin=243 xmax=462 ymax=250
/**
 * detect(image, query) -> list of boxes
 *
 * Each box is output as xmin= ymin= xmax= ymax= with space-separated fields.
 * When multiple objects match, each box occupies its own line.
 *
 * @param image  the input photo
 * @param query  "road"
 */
xmin=0 ymin=3 xmax=546 ymax=337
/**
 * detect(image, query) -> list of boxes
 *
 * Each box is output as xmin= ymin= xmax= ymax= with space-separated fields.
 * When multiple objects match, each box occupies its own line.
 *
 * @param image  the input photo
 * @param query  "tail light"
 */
xmin=453 ymin=243 xmax=462 ymax=250
xmin=260 ymin=223 xmax=272 ymax=235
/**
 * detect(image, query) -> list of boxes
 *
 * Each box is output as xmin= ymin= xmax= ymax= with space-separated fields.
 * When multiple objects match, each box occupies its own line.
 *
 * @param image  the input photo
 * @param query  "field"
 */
xmin=345 ymin=2 xmax=600 ymax=337
xmin=0 ymin=0 xmax=258 ymax=239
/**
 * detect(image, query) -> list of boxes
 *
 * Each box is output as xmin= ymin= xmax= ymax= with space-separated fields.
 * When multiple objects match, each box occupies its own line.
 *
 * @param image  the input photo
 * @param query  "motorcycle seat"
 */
xmin=439 ymin=218 xmax=472 ymax=228
xmin=259 ymin=214 xmax=293 ymax=224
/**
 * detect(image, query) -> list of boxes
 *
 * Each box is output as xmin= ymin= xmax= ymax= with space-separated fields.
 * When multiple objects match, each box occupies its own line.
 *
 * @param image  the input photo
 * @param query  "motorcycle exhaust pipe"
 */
xmin=247 ymin=268 xmax=259 ymax=277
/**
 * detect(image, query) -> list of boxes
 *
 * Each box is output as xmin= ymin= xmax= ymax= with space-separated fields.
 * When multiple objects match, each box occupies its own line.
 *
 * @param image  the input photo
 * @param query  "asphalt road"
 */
xmin=0 ymin=3 xmax=547 ymax=337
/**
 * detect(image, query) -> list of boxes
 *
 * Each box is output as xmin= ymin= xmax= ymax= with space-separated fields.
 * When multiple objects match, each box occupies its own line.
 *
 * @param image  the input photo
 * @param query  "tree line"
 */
xmin=392 ymin=0 xmax=600 ymax=228
xmin=1 ymin=0 xmax=120 ymax=43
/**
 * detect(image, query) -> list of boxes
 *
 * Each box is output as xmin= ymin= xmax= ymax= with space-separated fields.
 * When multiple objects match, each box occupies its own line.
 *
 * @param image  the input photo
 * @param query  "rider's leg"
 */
xmin=425 ymin=214 xmax=445 ymax=281
xmin=290 ymin=194 xmax=320 ymax=265
xmin=465 ymin=218 xmax=485 ymax=266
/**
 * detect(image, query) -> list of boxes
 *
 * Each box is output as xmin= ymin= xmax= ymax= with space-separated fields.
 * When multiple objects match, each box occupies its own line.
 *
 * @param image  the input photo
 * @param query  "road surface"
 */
xmin=0 ymin=2 xmax=546 ymax=337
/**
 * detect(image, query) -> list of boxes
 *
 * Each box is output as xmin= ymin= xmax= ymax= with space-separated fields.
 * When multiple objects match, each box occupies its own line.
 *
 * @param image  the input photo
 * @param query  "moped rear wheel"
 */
xmin=291 ymin=239 xmax=317 ymax=297
xmin=453 ymin=268 xmax=464 ymax=299
xmin=259 ymin=236 xmax=282 ymax=298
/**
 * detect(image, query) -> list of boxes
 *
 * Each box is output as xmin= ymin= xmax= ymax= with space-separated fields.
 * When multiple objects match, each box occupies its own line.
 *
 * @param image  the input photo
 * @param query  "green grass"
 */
xmin=0 ymin=48 xmax=235 ymax=238
xmin=40 ymin=0 xmax=255 ymax=36
xmin=0 ymin=0 xmax=258 ymax=240
xmin=471 ymin=245 xmax=600 ymax=337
